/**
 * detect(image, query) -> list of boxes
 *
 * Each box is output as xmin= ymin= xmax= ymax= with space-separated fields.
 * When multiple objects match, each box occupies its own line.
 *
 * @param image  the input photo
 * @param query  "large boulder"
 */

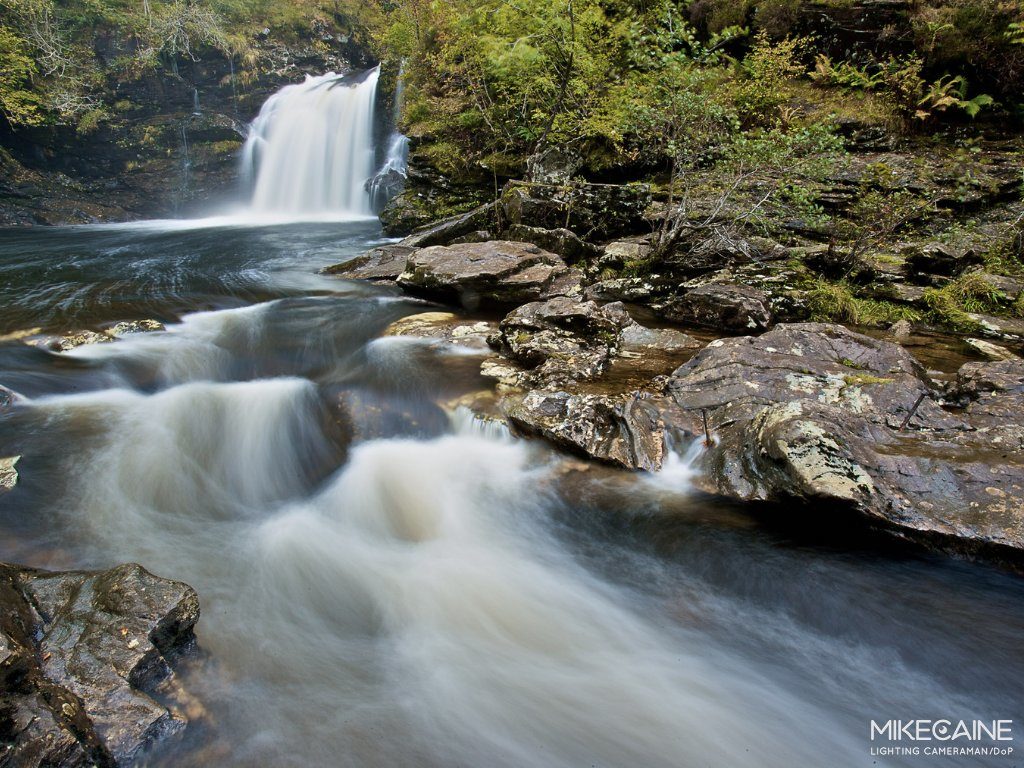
xmin=1 ymin=562 xmax=200 ymax=766
xmin=664 ymin=324 xmax=1024 ymax=556
xmin=396 ymin=240 xmax=581 ymax=310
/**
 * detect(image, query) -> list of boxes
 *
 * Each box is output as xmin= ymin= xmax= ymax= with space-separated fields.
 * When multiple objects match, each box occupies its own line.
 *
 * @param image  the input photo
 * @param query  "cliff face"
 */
xmin=0 ymin=38 xmax=370 ymax=226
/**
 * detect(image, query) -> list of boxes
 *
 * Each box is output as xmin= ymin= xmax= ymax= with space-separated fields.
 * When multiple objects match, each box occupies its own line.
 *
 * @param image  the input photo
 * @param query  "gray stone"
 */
xmin=504 ymin=390 xmax=665 ymax=471
xmin=662 ymin=283 xmax=773 ymax=332
xmin=397 ymin=240 xmax=582 ymax=310
xmin=0 ymin=561 xmax=200 ymax=766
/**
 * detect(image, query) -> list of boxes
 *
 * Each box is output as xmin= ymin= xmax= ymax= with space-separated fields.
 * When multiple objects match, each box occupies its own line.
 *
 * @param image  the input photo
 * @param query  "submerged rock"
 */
xmin=27 ymin=320 xmax=165 ymax=352
xmin=0 ymin=561 xmax=200 ymax=766
xmin=397 ymin=240 xmax=582 ymax=310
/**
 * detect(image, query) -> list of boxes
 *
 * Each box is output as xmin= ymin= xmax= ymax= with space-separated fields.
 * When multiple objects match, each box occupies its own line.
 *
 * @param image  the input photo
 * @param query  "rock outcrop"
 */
xmin=663 ymin=324 xmax=1024 ymax=555
xmin=1 ymin=562 xmax=201 ymax=766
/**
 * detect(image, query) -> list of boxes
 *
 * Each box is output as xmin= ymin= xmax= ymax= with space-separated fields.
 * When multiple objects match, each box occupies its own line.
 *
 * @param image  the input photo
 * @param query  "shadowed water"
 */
xmin=1 ymin=223 xmax=1022 ymax=767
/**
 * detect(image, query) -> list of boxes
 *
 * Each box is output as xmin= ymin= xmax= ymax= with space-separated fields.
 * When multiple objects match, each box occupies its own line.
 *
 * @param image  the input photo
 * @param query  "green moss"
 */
xmin=843 ymin=373 xmax=894 ymax=386
xmin=807 ymin=279 xmax=921 ymax=326
xmin=921 ymin=273 xmax=1009 ymax=330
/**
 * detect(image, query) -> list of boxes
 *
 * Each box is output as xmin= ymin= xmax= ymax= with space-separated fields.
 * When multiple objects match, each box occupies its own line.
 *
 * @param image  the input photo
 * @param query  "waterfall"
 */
xmin=241 ymin=68 xmax=381 ymax=217
xmin=368 ymin=63 xmax=410 ymax=213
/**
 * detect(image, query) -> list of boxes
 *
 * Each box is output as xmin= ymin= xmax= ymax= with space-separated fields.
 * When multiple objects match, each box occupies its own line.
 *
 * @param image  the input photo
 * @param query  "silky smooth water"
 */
xmin=1 ymin=223 xmax=1022 ymax=768
xmin=241 ymin=69 xmax=381 ymax=217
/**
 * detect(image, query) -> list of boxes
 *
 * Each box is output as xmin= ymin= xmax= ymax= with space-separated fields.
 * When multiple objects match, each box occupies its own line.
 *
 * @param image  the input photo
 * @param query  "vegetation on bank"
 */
xmin=0 ymin=0 xmax=381 ymax=129
xmin=2 ymin=0 xmax=1023 ymax=332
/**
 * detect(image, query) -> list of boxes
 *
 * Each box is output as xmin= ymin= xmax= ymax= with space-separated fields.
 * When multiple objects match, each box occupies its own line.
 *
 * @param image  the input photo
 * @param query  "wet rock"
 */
xmin=0 ymin=385 xmax=22 ymax=411
xmin=503 ymin=389 xmax=665 ymax=471
xmin=397 ymin=240 xmax=582 ymax=310
xmin=31 ymin=330 xmax=115 ymax=353
xmin=661 ymin=283 xmax=773 ymax=332
xmin=0 ymin=561 xmax=200 ymax=766
xmin=105 ymin=319 xmax=165 ymax=337
xmin=886 ymin=319 xmax=914 ymax=340
xmin=26 ymin=320 xmax=164 ymax=352
xmin=0 ymin=456 xmax=18 ymax=492
xmin=384 ymin=312 xmax=495 ymax=351
xmin=323 ymin=244 xmax=416 ymax=281
xmin=489 ymin=297 xmax=618 ymax=386
xmin=661 ymin=324 xmax=1024 ymax=556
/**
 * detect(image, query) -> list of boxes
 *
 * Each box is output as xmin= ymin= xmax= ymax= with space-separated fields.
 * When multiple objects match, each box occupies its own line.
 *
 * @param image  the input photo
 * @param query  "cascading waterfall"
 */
xmin=241 ymin=68 xmax=382 ymax=216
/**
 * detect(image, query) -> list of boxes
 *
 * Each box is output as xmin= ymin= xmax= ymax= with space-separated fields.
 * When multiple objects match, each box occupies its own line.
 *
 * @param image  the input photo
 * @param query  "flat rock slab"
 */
xmin=396 ymin=240 xmax=582 ymax=310
xmin=1 ymin=562 xmax=200 ymax=767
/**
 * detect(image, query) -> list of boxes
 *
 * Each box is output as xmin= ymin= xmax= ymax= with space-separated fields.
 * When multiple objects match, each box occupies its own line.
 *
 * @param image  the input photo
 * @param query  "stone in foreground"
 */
xmin=1 ymin=562 xmax=200 ymax=766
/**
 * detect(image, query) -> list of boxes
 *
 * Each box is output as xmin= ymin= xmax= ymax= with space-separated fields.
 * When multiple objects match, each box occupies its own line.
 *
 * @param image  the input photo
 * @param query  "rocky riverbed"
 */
xmin=325 ymin=222 xmax=1024 ymax=566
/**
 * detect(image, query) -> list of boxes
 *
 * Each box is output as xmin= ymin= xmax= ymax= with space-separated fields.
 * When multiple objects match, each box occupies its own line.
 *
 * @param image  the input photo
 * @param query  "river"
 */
xmin=0 ymin=220 xmax=1022 ymax=767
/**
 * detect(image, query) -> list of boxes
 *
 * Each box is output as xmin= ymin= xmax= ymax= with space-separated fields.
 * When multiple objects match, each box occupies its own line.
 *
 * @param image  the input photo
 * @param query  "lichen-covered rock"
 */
xmin=0 ymin=561 xmax=200 ymax=767
xmin=663 ymin=324 xmax=1024 ymax=556
xmin=397 ymin=240 xmax=582 ymax=310
xmin=503 ymin=389 xmax=665 ymax=471
xmin=489 ymin=297 xmax=618 ymax=386
xmin=0 ymin=456 xmax=18 ymax=492
xmin=26 ymin=320 xmax=164 ymax=352
xmin=499 ymin=182 xmax=651 ymax=241
xmin=661 ymin=283 xmax=773 ymax=332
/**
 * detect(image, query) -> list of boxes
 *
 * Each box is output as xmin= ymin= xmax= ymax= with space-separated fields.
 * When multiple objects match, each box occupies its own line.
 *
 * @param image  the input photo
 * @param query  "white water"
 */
xmin=242 ymin=69 xmax=382 ymax=217
xmin=27 ymin=379 xmax=864 ymax=767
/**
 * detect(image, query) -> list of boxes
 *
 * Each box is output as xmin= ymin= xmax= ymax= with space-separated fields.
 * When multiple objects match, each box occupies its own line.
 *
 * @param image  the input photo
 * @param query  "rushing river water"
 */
xmin=1 ymin=221 xmax=1022 ymax=768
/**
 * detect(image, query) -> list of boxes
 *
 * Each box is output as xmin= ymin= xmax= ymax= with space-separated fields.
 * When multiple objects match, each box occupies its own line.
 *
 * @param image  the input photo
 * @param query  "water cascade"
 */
xmin=241 ymin=68 xmax=382 ymax=217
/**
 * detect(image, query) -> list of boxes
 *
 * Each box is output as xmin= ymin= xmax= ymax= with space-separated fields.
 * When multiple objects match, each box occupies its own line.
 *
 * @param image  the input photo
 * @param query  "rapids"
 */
xmin=1 ymin=222 xmax=1022 ymax=768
